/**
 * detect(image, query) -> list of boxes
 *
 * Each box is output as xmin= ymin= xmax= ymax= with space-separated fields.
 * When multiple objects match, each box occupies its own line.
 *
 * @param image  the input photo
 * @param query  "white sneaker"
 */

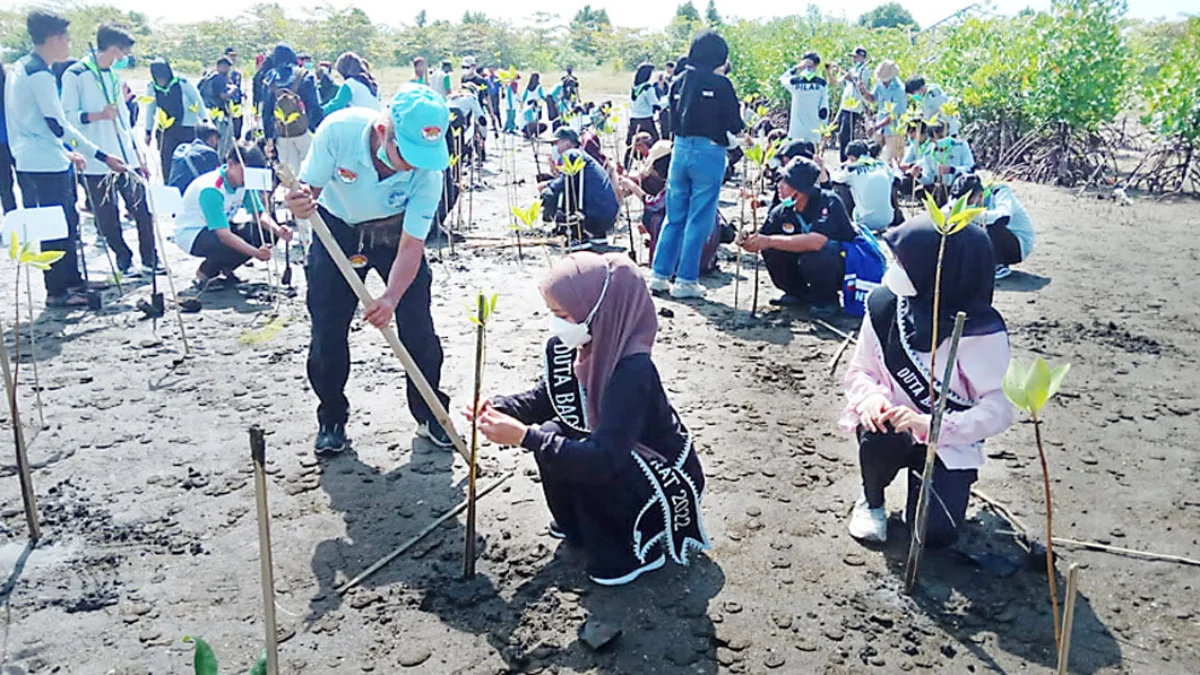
xmin=647 ymin=274 xmax=671 ymax=294
xmin=670 ymin=281 xmax=707 ymax=299
xmin=994 ymin=265 xmax=1012 ymax=280
xmin=590 ymin=555 xmax=666 ymax=586
xmin=848 ymin=497 xmax=888 ymax=543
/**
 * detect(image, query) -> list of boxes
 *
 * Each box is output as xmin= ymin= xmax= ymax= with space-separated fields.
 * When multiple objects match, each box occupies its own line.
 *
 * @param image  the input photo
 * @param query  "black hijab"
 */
xmin=526 ymin=72 xmax=541 ymax=92
xmin=881 ymin=215 xmax=1005 ymax=351
xmin=632 ymin=63 xmax=654 ymax=101
xmin=687 ymin=30 xmax=729 ymax=71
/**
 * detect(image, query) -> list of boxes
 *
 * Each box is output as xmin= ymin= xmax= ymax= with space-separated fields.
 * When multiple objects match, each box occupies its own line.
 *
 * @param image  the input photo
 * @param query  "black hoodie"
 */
xmin=668 ymin=31 xmax=743 ymax=146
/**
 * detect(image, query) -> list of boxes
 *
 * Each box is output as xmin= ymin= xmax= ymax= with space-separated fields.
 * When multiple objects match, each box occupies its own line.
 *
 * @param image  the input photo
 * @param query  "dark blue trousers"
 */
xmin=16 ymin=170 xmax=84 ymax=297
xmin=306 ymin=207 xmax=449 ymax=427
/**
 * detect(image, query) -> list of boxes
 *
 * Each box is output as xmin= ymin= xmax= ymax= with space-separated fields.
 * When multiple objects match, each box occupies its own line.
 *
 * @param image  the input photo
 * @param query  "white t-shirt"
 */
xmin=780 ymin=68 xmax=829 ymax=143
xmin=840 ymin=62 xmax=871 ymax=114
xmin=174 ymin=168 xmax=252 ymax=254
xmin=831 ymin=159 xmax=897 ymax=232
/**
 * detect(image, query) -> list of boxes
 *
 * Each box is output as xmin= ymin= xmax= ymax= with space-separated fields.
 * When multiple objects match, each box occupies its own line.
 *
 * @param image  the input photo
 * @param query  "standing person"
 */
xmin=315 ymin=61 xmax=339 ymax=106
xmin=625 ymin=63 xmax=661 ymax=170
xmin=522 ymin=72 xmax=546 ymax=139
xmin=0 ymin=62 xmax=17 ymax=213
xmin=263 ymin=43 xmax=324 ymax=181
xmin=951 ymin=174 xmax=1035 ymax=280
xmin=411 ymin=56 xmax=429 ymax=86
xmin=321 ymin=52 xmax=381 ymax=115
xmin=144 ymin=59 xmax=209 ymax=175
xmin=842 ymin=216 xmax=1012 ymax=546
xmin=502 ymin=74 xmax=520 ymax=135
xmin=5 ymin=10 xmax=127 ymax=307
xmin=252 ymin=54 xmax=275 ymax=120
xmin=906 ymin=76 xmax=959 ymax=136
xmin=561 ymin=65 xmax=580 ymax=108
xmin=737 ymin=158 xmax=856 ymax=316
xmin=199 ymin=56 xmax=236 ymax=156
xmin=648 ymin=31 xmax=743 ymax=299
xmin=830 ymin=139 xmax=899 ymax=233
xmin=857 ymin=59 xmax=907 ymax=162
xmin=432 ymin=60 xmax=453 ymax=98
xmin=282 ymin=84 xmax=456 ymax=454
xmin=779 ymin=52 xmax=829 ymax=144
xmin=61 ymin=24 xmax=159 ymax=276
xmin=468 ymin=252 xmax=710 ymax=586
xmin=484 ymin=67 xmax=502 ymax=135
xmin=224 ymin=47 xmax=245 ymax=142
xmin=834 ymin=47 xmax=871 ymax=161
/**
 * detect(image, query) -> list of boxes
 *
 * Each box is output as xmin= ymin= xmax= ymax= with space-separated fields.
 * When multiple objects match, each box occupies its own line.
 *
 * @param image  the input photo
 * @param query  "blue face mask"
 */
xmin=780 ymin=196 xmax=797 ymax=209
xmin=112 ymin=54 xmax=132 ymax=70
xmin=376 ymin=141 xmax=396 ymax=171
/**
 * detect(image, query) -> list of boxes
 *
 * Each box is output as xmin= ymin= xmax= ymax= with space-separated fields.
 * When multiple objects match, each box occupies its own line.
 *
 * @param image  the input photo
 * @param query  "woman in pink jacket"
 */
xmin=841 ymin=215 xmax=1013 ymax=548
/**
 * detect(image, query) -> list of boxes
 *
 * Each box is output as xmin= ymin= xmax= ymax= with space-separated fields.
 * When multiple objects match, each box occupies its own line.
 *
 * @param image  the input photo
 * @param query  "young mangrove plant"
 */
xmin=464 ymin=290 xmax=499 ymax=578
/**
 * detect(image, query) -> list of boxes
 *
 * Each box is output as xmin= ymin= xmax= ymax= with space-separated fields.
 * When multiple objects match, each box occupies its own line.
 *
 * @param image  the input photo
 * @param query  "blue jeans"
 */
xmin=651 ymin=136 xmax=727 ymax=284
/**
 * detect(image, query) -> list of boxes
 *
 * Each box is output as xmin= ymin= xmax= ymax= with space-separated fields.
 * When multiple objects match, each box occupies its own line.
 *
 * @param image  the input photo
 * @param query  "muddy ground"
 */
xmin=0 ymin=133 xmax=1198 ymax=675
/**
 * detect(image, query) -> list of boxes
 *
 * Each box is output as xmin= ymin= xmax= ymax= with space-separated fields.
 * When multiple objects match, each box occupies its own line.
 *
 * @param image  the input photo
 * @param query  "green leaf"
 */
xmin=922 ymin=191 xmax=946 ymax=229
xmin=28 ymin=251 xmax=66 ymax=265
xmin=1024 ymin=357 xmax=1053 ymax=414
xmin=183 ymin=636 xmax=219 ymax=675
xmin=1047 ymin=363 xmax=1071 ymax=401
xmin=248 ymin=653 xmax=267 ymax=675
xmin=1002 ymin=360 xmax=1030 ymax=413
xmin=947 ymin=207 xmax=986 ymax=230
xmin=9 ymin=233 xmax=18 ymax=261
xmin=744 ymin=145 xmax=764 ymax=166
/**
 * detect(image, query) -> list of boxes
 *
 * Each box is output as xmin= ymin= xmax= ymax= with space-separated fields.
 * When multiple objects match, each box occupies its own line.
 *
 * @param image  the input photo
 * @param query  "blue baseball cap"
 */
xmin=389 ymin=83 xmax=450 ymax=171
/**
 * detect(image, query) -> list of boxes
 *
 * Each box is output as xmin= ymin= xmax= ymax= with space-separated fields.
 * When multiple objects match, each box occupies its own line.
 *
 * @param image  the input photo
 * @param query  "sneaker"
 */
xmin=670 ymin=281 xmax=707 ymax=299
xmin=769 ymin=293 xmax=806 ymax=307
xmin=647 ymin=274 xmax=671 ymax=294
xmin=994 ymin=265 xmax=1012 ymax=280
xmin=566 ymin=238 xmax=594 ymax=253
xmin=848 ymin=497 xmax=888 ymax=543
xmin=315 ymin=423 xmax=348 ymax=456
xmin=548 ymin=521 xmax=567 ymax=540
xmin=119 ymin=262 xmax=144 ymax=279
xmin=810 ymin=302 xmax=840 ymax=320
xmin=590 ymin=554 xmax=666 ymax=586
xmin=416 ymin=420 xmax=455 ymax=449
xmin=588 ymin=236 xmax=608 ymax=247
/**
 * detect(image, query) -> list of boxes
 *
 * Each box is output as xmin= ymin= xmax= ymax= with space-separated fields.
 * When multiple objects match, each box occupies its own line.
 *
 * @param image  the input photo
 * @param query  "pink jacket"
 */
xmin=839 ymin=313 xmax=1015 ymax=470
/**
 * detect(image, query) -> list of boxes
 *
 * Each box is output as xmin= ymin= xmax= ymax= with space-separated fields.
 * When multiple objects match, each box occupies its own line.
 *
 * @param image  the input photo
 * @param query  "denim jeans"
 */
xmin=306 ymin=207 xmax=449 ymax=428
xmin=651 ymin=136 xmax=728 ymax=284
xmin=16 ymin=170 xmax=84 ymax=297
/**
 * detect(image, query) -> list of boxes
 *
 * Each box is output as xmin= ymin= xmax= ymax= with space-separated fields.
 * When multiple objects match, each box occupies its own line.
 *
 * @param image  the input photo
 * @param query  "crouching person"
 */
xmin=951 ymin=174 xmax=1035 ymax=280
xmin=468 ymin=252 xmax=710 ymax=585
xmin=842 ymin=216 xmax=1013 ymax=548
xmin=173 ymin=144 xmax=291 ymax=287
xmin=737 ymin=157 xmax=855 ymax=318
xmin=538 ymin=127 xmax=619 ymax=250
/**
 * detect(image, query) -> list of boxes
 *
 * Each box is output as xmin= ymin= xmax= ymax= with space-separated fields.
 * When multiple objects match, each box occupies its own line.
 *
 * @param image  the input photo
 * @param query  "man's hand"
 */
xmin=274 ymin=225 xmax=294 ymax=242
xmin=738 ymin=232 xmax=773 ymax=254
xmin=67 ymin=152 xmax=87 ymax=172
xmin=477 ymin=407 xmax=529 ymax=447
xmin=364 ymin=292 xmax=401 ymax=329
xmin=938 ymin=164 xmax=954 ymax=175
xmin=252 ymin=244 xmax=272 ymax=262
xmin=284 ymin=184 xmax=317 ymax=219
xmin=137 ymin=164 xmax=150 ymax=179
xmin=92 ymin=104 xmax=118 ymax=122
xmin=104 ymin=156 xmax=127 ymax=173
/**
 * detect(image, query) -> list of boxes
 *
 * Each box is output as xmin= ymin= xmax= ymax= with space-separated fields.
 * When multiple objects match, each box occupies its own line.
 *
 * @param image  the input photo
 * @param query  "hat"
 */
xmin=875 ymin=60 xmax=900 ymax=83
xmin=389 ymin=84 xmax=451 ymax=171
xmin=553 ymin=127 xmax=580 ymax=146
xmin=224 ymin=46 xmax=237 ymax=56
xmin=781 ymin=157 xmax=821 ymax=195
xmin=778 ymin=139 xmax=815 ymax=162
xmin=950 ymin=173 xmax=984 ymax=199
xmin=462 ymin=55 xmax=476 ymax=68
xmin=853 ymin=46 xmax=868 ymax=58
xmin=646 ymin=140 xmax=673 ymax=165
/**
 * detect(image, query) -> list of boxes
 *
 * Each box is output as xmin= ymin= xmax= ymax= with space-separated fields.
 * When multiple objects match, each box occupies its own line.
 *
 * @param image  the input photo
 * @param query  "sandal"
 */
xmin=45 ymin=292 xmax=91 ymax=308
xmin=69 ymin=280 xmax=110 ymax=292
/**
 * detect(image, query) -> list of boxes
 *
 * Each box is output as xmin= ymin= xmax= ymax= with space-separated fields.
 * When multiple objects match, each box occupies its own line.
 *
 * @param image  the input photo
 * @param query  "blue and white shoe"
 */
xmin=589 ymin=555 xmax=666 ymax=587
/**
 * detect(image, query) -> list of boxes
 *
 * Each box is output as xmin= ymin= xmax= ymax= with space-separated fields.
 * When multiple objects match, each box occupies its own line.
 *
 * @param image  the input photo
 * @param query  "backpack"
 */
xmin=198 ymin=71 xmax=224 ymax=109
xmin=167 ymin=141 xmax=220 ymax=193
xmin=840 ymin=225 xmax=887 ymax=316
xmin=272 ymin=76 xmax=309 ymax=138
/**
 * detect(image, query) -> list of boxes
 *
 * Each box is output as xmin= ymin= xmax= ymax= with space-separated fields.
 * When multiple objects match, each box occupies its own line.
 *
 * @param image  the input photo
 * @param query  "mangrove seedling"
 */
xmin=510 ymin=198 xmax=544 ymax=264
xmin=183 ymin=636 xmax=267 ymax=675
xmin=464 ymin=290 xmax=498 ymax=578
xmin=814 ymin=121 xmax=839 ymax=156
xmin=9 ymin=234 xmax=63 ymax=427
xmin=1003 ymin=356 xmax=1072 ymax=654
xmin=559 ymin=153 xmax=587 ymax=248
xmin=738 ymin=139 xmax=779 ymax=315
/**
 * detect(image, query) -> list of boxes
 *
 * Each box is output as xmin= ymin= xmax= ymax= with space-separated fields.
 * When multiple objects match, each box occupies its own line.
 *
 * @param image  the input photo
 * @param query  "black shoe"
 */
xmin=315 ymin=423 xmax=348 ymax=456
xmin=769 ymin=293 xmax=806 ymax=307
xmin=810 ymin=303 xmax=841 ymax=320
xmin=416 ymin=420 xmax=454 ymax=449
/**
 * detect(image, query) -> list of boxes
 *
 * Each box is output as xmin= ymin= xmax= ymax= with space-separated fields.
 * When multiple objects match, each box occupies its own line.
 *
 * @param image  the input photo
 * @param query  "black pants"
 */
xmin=540 ymin=187 xmax=614 ymax=239
xmin=838 ymin=110 xmax=863 ymax=162
xmin=82 ymin=173 xmax=157 ymax=269
xmin=0 ymin=143 xmax=16 ymax=213
xmin=858 ymin=429 xmax=977 ymax=548
xmin=160 ymin=125 xmax=196 ymax=178
xmin=189 ymin=222 xmax=265 ymax=279
xmin=233 ymin=116 xmax=244 ymax=143
xmin=758 ymin=222 xmax=844 ymax=306
xmin=306 ymin=207 xmax=449 ymax=428
xmin=624 ymin=117 xmax=659 ymax=170
xmin=16 ymin=170 xmax=84 ymax=297
xmin=987 ymin=218 xmax=1023 ymax=265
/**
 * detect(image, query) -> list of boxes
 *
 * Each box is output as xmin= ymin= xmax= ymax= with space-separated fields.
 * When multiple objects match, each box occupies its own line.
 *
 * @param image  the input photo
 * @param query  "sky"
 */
xmin=7 ymin=0 xmax=1193 ymax=29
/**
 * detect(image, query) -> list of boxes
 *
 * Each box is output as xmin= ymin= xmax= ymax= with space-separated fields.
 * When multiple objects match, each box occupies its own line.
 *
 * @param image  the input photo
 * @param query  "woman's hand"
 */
xmin=881 ymin=405 xmax=931 ymax=439
xmin=858 ymin=393 xmax=891 ymax=433
xmin=477 ymin=407 xmax=529 ymax=447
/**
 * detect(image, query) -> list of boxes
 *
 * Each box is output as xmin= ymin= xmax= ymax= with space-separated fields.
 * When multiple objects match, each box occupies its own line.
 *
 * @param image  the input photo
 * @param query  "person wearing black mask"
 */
xmin=647 ymin=32 xmax=743 ymax=300
xmin=737 ymin=157 xmax=856 ymax=317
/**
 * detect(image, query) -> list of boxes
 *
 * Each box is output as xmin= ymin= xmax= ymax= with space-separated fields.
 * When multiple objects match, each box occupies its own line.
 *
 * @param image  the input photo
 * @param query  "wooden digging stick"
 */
xmin=904 ymin=311 xmax=967 ymax=593
xmin=338 ymin=471 xmax=514 ymax=594
xmin=1057 ymin=563 xmax=1081 ymax=675
xmin=464 ymin=294 xmax=485 ymax=579
xmin=249 ymin=427 xmax=280 ymax=675
xmin=276 ymin=166 xmax=471 ymax=465
xmin=0 ymin=317 xmax=39 ymax=541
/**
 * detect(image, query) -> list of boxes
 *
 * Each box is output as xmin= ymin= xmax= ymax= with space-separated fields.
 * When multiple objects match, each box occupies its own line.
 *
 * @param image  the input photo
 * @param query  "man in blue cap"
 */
xmin=284 ymin=84 xmax=455 ymax=455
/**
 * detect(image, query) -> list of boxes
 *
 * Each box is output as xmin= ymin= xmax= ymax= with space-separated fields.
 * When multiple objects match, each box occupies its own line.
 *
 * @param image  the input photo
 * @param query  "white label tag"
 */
xmin=0 ymin=207 xmax=68 ymax=244
xmin=147 ymin=184 xmax=184 ymax=217
xmin=242 ymin=167 xmax=274 ymax=191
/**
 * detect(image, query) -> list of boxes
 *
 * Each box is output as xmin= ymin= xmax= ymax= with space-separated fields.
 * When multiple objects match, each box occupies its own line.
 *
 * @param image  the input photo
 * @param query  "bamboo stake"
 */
xmin=1034 ymin=411 xmax=1062 ymax=650
xmin=0 ymin=317 xmax=39 ymax=540
xmin=21 ymin=268 xmax=45 ymax=428
xmin=276 ymin=166 xmax=469 ymax=465
xmin=826 ymin=334 xmax=854 ymax=377
xmin=1052 ymin=538 xmax=1200 ymax=567
xmin=463 ymin=294 xmax=485 ymax=579
xmin=338 ymin=471 xmax=513 ymax=594
xmin=904 ymin=310 xmax=967 ymax=593
xmin=1056 ymin=563 xmax=1081 ymax=675
xmin=249 ymin=427 xmax=280 ymax=675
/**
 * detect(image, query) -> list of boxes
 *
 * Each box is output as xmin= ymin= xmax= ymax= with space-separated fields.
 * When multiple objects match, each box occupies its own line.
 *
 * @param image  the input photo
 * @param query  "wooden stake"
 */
xmin=276 ymin=166 xmax=470 ymax=465
xmin=463 ymin=294 xmax=485 ymax=579
xmin=1052 ymin=538 xmax=1200 ymax=567
xmin=249 ymin=427 xmax=280 ymax=675
xmin=338 ymin=471 xmax=513 ymax=594
xmin=0 ymin=317 xmax=39 ymax=541
xmin=826 ymin=334 xmax=855 ymax=377
xmin=904 ymin=311 xmax=967 ymax=593
xmin=1056 ymin=563 xmax=1081 ymax=675
xmin=130 ymin=172 xmax=191 ymax=356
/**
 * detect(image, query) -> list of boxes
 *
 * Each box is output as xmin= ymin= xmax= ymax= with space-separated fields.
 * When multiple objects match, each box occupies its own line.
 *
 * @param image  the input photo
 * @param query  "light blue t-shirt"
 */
xmin=872 ymin=79 xmax=908 ymax=137
xmin=299 ymin=107 xmax=443 ymax=239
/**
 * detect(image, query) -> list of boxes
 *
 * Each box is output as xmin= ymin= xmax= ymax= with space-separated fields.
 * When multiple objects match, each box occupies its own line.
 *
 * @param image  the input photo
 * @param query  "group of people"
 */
xmin=1 ymin=11 xmax=1035 ymax=589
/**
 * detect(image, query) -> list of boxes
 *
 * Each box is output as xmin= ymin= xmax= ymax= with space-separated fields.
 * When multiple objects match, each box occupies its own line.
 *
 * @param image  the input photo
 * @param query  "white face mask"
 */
xmin=883 ymin=263 xmax=918 ymax=297
xmin=546 ymin=264 xmax=612 ymax=349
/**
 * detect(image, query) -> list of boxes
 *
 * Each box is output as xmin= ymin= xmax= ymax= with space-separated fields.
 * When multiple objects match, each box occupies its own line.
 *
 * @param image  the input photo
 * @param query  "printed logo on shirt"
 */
xmin=782 ymin=222 xmax=796 ymax=234
xmin=336 ymin=167 xmax=358 ymax=183
xmin=702 ymin=90 xmax=714 ymax=98
xmin=386 ymin=189 xmax=407 ymax=210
